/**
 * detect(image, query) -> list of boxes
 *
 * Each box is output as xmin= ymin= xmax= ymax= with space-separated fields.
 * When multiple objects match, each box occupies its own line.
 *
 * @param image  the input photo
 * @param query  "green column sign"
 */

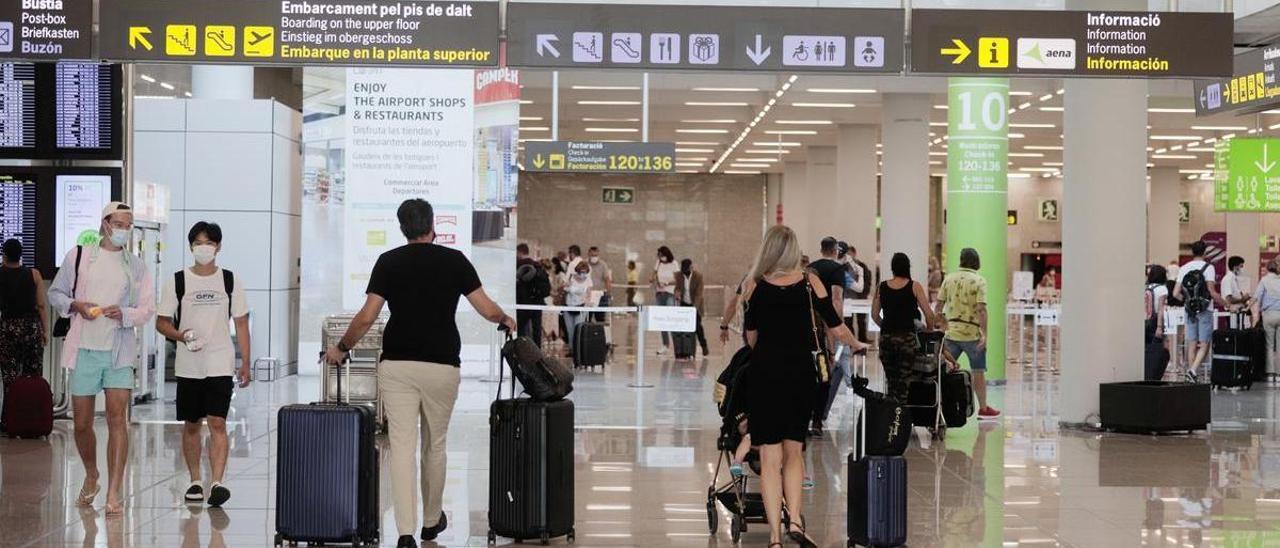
xmin=1215 ymin=138 xmax=1280 ymax=212
xmin=946 ymin=77 xmax=1009 ymax=383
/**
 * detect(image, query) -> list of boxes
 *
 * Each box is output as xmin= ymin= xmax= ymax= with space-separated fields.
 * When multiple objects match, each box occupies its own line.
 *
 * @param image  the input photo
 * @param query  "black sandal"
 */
xmin=787 ymin=516 xmax=817 ymax=548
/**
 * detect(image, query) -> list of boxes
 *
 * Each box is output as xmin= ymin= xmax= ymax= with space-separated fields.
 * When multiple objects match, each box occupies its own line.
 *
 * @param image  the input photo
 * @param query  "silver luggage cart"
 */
xmin=905 ymin=331 xmax=947 ymax=440
xmin=321 ymin=314 xmax=388 ymax=431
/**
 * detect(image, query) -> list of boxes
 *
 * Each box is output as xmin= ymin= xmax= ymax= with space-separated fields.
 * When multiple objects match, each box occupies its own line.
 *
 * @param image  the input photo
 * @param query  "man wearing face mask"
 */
xmin=156 ymin=222 xmax=251 ymax=507
xmin=48 ymin=202 xmax=155 ymax=516
xmin=586 ymin=246 xmax=612 ymax=323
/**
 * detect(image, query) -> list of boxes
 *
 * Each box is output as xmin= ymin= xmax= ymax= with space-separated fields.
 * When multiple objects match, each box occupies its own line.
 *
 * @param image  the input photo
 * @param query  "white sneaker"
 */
xmin=656 ymin=348 xmax=666 ymax=355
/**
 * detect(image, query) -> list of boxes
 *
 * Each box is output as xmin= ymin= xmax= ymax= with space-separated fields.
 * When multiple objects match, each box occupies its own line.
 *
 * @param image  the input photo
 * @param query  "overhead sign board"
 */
xmin=1215 ymin=138 xmax=1280 ymax=212
xmin=507 ymin=3 xmax=904 ymax=73
xmin=0 ymin=0 xmax=94 ymax=60
xmin=99 ymin=0 xmax=499 ymax=66
xmin=1193 ymin=44 xmax=1280 ymax=116
xmin=524 ymin=141 xmax=675 ymax=174
xmin=911 ymin=9 xmax=1232 ymax=78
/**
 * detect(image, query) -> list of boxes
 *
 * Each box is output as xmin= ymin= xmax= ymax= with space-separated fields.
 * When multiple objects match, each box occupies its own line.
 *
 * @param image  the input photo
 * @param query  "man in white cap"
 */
xmin=48 ymin=201 xmax=155 ymax=516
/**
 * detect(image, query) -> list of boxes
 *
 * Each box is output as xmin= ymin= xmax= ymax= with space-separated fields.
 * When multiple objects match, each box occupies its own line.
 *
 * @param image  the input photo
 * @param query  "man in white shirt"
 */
xmin=1221 ymin=255 xmax=1251 ymax=308
xmin=587 ymin=246 xmax=613 ymax=322
xmin=156 ymin=222 xmax=250 ymax=508
xmin=1173 ymin=241 xmax=1228 ymax=382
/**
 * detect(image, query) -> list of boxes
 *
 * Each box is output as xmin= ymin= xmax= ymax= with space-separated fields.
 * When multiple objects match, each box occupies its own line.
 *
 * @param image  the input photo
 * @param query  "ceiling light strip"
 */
xmin=713 ymin=75 xmax=798 ymax=173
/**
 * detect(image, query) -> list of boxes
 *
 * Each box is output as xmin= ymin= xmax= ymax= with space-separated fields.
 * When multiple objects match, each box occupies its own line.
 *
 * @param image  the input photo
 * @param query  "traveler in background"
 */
xmin=566 ymin=244 xmax=583 ymax=273
xmin=540 ymin=258 xmax=561 ymax=344
xmin=676 ymin=258 xmax=710 ymax=357
xmin=1035 ymin=267 xmax=1059 ymax=304
xmin=48 ymin=202 xmax=155 ymax=516
xmin=1165 ymin=261 xmax=1183 ymax=307
xmin=846 ymin=244 xmax=874 ymax=343
xmin=871 ymin=253 xmax=940 ymax=402
xmin=0 ymin=238 xmax=48 ymax=433
xmin=1250 ymin=258 xmax=1280 ymax=378
xmin=806 ymin=237 xmax=846 ymax=437
xmin=563 ymin=260 xmax=593 ymax=357
xmin=650 ymin=246 xmax=679 ymax=354
xmin=625 ymin=260 xmax=639 ymax=306
xmin=323 ymin=199 xmax=515 ymax=548
xmin=1173 ymin=240 xmax=1228 ymax=383
xmin=1221 ymin=255 xmax=1251 ymax=311
xmin=934 ymin=248 xmax=1000 ymax=420
xmin=552 ymin=252 xmax=569 ymax=344
xmin=516 ymin=244 xmax=550 ymax=346
xmin=927 ymin=256 xmax=943 ymax=304
xmin=739 ymin=225 xmax=865 ymax=548
xmin=155 ymin=222 xmax=250 ymax=507
xmin=1145 ymin=265 xmax=1169 ymax=344
xmin=587 ymin=246 xmax=613 ymax=323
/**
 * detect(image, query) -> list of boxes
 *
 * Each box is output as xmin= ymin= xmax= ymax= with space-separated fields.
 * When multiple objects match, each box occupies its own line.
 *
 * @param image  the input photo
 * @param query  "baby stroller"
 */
xmin=905 ymin=331 xmax=949 ymax=440
xmin=706 ymin=347 xmax=789 ymax=542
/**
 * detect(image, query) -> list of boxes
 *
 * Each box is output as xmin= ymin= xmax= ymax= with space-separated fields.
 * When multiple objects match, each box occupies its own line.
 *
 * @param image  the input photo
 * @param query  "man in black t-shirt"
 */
xmin=806 ymin=237 xmax=847 ymax=437
xmin=324 ymin=199 xmax=515 ymax=548
xmin=516 ymin=243 xmax=549 ymax=346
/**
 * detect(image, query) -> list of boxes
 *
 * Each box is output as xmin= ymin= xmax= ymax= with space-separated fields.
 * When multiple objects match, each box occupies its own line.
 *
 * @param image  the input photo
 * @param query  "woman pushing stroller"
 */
xmin=739 ymin=225 xmax=867 ymax=547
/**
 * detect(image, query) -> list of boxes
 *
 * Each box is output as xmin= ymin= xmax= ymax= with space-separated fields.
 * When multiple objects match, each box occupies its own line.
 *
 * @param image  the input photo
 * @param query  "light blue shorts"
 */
xmin=1186 ymin=310 xmax=1216 ymax=343
xmin=944 ymin=338 xmax=988 ymax=372
xmin=69 ymin=349 xmax=134 ymax=396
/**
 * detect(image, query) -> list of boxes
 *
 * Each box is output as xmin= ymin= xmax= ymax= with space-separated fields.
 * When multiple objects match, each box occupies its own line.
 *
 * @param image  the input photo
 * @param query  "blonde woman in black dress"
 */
xmin=740 ymin=225 xmax=866 ymax=547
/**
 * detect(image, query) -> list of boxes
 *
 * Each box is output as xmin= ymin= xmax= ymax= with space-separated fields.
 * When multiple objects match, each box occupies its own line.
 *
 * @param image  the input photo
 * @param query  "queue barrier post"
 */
xmin=629 ymin=305 xmax=653 ymax=388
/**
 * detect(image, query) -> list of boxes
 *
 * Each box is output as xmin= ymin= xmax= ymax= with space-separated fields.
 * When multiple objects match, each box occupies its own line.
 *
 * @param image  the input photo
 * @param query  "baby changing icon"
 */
xmin=854 ymin=36 xmax=884 ymax=68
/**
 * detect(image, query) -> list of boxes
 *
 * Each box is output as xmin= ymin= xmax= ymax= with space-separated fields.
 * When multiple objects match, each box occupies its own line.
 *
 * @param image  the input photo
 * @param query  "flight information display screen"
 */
xmin=0 ymin=172 xmax=39 ymax=267
xmin=55 ymin=63 xmax=114 ymax=152
xmin=0 ymin=64 xmax=37 ymax=151
xmin=0 ymin=62 xmax=121 ymax=160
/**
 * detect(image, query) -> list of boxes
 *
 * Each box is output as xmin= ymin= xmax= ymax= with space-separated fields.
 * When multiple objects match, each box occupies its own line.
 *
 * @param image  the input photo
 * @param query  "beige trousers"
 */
xmin=378 ymin=360 xmax=461 ymax=536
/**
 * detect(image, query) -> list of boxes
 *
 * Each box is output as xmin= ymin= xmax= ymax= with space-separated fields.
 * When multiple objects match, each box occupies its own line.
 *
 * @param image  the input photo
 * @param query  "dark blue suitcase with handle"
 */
xmin=275 ymin=358 xmax=380 ymax=547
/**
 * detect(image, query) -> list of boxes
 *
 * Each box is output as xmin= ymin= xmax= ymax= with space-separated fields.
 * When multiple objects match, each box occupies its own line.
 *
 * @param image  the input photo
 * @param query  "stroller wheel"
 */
xmin=730 ymin=515 xmax=744 ymax=543
xmin=707 ymin=500 xmax=718 ymax=534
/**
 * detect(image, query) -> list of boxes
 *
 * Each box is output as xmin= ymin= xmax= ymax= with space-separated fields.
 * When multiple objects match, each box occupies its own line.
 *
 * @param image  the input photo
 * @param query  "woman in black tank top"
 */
xmin=0 ymin=239 xmax=49 ymax=432
xmin=871 ymin=253 xmax=940 ymax=402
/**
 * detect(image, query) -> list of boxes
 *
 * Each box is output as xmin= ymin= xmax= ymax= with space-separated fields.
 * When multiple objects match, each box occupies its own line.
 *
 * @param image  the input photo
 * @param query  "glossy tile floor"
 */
xmin=5 ymin=330 xmax=1280 ymax=547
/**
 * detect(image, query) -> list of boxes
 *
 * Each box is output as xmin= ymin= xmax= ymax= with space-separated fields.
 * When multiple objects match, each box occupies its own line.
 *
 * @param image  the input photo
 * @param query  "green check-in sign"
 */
xmin=1215 ymin=138 xmax=1280 ymax=212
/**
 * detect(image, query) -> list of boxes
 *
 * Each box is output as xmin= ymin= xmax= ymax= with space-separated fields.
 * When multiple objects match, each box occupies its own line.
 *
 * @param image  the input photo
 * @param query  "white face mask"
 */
xmin=107 ymin=227 xmax=130 ymax=248
xmin=589 ymin=257 xmax=599 ymax=264
xmin=192 ymin=244 xmax=217 ymax=265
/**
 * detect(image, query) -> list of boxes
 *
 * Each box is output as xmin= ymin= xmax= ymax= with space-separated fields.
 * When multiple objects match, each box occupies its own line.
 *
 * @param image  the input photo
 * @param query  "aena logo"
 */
xmin=1016 ymin=38 xmax=1076 ymax=70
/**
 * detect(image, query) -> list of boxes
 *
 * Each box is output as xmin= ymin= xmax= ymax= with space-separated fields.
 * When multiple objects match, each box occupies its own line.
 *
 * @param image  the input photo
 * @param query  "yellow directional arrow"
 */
xmin=129 ymin=27 xmax=153 ymax=51
xmin=940 ymin=39 xmax=970 ymax=65
xmin=533 ymin=154 xmax=546 ymax=169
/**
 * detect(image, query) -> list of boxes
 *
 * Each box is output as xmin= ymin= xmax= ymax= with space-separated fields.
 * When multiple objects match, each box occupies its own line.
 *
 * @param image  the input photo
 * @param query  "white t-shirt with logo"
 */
xmin=80 ymin=249 xmax=128 ymax=351
xmin=158 ymin=268 xmax=249 ymax=379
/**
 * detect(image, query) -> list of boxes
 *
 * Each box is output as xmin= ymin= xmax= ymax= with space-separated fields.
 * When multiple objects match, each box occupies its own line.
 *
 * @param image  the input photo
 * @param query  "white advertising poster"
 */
xmin=55 ymin=174 xmax=111 ymax=259
xmin=342 ymin=68 xmax=475 ymax=309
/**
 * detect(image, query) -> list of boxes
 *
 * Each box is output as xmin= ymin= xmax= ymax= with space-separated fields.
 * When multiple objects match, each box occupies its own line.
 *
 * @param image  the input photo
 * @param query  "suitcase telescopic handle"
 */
xmin=318 ymin=351 xmax=352 ymax=404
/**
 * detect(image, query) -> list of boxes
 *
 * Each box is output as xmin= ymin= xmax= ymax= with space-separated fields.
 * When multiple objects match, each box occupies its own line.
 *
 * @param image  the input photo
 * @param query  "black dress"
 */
xmin=743 ymin=277 xmax=842 ymax=445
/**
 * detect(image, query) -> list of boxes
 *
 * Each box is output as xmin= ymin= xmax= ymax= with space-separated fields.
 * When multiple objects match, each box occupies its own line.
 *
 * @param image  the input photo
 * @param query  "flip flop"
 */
xmin=104 ymin=500 xmax=124 ymax=516
xmin=76 ymin=483 xmax=101 ymax=506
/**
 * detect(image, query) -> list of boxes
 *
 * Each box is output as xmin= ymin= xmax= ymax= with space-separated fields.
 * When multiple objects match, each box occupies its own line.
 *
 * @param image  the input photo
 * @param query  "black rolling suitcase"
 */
xmin=848 ymin=355 xmax=907 ymax=547
xmin=573 ymin=322 xmax=608 ymax=368
xmin=1212 ymin=323 xmax=1256 ymax=390
xmin=940 ymin=370 xmax=974 ymax=428
xmin=488 ymin=338 xmax=576 ymax=545
xmin=672 ymin=331 xmax=697 ymax=359
xmin=275 ymin=357 xmax=379 ymax=547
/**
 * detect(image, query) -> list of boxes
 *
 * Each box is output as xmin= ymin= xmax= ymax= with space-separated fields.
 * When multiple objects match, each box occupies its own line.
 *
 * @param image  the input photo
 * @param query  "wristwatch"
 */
xmin=719 ymin=325 xmax=729 ymax=331
xmin=337 ymin=340 xmax=351 ymax=353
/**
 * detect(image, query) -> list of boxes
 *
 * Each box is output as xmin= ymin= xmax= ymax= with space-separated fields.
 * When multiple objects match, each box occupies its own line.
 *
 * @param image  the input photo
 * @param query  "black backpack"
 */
xmin=517 ymin=263 xmax=551 ymax=304
xmin=173 ymin=269 xmax=235 ymax=329
xmin=1181 ymin=264 xmax=1211 ymax=316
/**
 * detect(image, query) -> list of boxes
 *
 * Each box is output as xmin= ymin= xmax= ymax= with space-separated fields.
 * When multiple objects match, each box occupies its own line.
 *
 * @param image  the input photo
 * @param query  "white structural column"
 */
xmin=880 ymin=94 xmax=931 ymax=280
xmin=1227 ymin=213 xmax=1262 ymax=287
xmin=1148 ymin=166 xmax=1180 ymax=266
xmin=837 ymin=125 xmax=879 ymax=268
xmin=765 ymin=174 xmax=783 ymax=228
xmin=192 ymin=66 xmax=254 ymax=100
xmin=805 ymin=146 xmax=839 ymax=254
xmin=782 ymin=161 xmax=810 ymax=252
xmin=1060 ymin=54 xmax=1148 ymax=421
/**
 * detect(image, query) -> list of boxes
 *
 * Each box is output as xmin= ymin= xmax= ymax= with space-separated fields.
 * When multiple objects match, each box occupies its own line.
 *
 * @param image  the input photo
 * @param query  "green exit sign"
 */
xmin=602 ymin=187 xmax=635 ymax=205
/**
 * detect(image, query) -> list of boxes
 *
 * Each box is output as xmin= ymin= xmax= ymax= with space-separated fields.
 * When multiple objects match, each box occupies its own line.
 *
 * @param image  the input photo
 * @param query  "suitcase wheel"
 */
xmin=487 ymin=531 xmax=496 ymax=545
xmin=541 ymin=531 xmax=551 ymax=545
xmin=567 ymin=528 xmax=576 ymax=543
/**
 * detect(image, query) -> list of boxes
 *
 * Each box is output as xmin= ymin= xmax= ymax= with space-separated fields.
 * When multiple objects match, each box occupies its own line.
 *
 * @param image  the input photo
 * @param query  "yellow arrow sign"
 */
xmin=129 ymin=27 xmax=153 ymax=51
xmin=940 ymin=39 xmax=970 ymax=64
xmin=533 ymin=154 xmax=546 ymax=169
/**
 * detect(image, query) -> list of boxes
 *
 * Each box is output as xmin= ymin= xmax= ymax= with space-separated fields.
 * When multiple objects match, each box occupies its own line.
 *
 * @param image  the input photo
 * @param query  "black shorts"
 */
xmin=176 ymin=376 xmax=234 ymax=423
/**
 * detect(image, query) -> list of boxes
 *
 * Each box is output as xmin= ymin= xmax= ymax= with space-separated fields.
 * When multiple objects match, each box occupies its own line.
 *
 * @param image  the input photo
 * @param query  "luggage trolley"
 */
xmin=321 ymin=314 xmax=389 ymax=432
xmin=905 ymin=331 xmax=948 ymax=441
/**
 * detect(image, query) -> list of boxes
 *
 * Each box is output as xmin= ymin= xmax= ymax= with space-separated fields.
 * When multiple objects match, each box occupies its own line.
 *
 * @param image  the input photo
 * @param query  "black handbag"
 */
xmin=51 ymin=246 xmax=83 ymax=338
xmin=853 ymin=377 xmax=910 ymax=456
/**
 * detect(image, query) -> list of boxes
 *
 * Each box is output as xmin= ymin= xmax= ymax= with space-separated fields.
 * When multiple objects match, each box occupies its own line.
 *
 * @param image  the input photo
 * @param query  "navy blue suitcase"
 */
xmin=849 ymin=356 xmax=908 ymax=547
xmin=275 ymin=359 xmax=380 ymax=547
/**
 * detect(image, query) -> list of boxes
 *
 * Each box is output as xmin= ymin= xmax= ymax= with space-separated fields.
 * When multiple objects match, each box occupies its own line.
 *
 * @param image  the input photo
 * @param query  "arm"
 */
xmin=324 ymin=293 xmax=386 ymax=365
xmin=720 ymin=292 xmax=740 ymax=345
xmin=810 ymin=273 xmax=863 ymax=351
xmin=1157 ymin=295 xmax=1167 ymax=335
xmin=155 ymin=316 xmax=188 ymax=343
xmin=116 ymin=266 xmax=155 ymax=328
xmin=933 ymin=295 xmax=949 ymax=334
xmin=975 ymin=303 xmax=989 ymax=350
xmin=234 ymin=314 xmax=251 ymax=387
xmin=870 ymin=286 xmax=883 ymax=327
xmin=604 ymin=268 xmax=613 ymax=291
xmin=1208 ymin=281 xmax=1228 ymax=309
xmin=912 ymin=281 xmax=939 ymax=329
xmin=48 ymin=249 xmax=92 ymax=319
xmin=1172 ymin=276 xmax=1183 ymax=301
xmin=32 ymin=269 xmax=48 ymax=338
xmin=467 ymin=286 xmax=517 ymax=329
xmin=830 ymin=284 xmax=844 ymax=321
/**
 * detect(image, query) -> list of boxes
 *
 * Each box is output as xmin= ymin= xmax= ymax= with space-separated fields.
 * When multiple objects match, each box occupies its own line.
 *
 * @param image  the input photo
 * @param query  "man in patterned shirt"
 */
xmin=935 ymin=247 xmax=1001 ymax=420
